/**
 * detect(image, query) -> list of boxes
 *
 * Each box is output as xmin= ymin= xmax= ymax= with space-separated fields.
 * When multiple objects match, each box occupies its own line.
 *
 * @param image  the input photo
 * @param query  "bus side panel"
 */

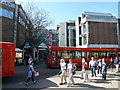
xmin=2 ymin=44 xmax=10 ymax=77
xmin=2 ymin=43 xmax=15 ymax=77
xmin=9 ymin=44 xmax=15 ymax=76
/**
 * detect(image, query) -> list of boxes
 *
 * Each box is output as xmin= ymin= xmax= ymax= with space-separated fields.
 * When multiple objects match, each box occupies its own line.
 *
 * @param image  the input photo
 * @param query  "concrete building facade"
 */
xmin=58 ymin=20 xmax=76 ymax=47
xmin=76 ymin=12 xmax=118 ymax=48
xmin=0 ymin=0 xmax=30 ymax=48
xmin=49 ymin=29 xmax=59 ymax=46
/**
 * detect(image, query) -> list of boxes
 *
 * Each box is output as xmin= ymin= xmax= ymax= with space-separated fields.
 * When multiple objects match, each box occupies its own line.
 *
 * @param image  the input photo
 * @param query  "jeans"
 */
xmin=91 ymin=66 xmax=96 ymax=76
xmin=102 ymin=71 xmax=107 ymax=80
xmin=98 ymin=66 xmax=102 ymax=74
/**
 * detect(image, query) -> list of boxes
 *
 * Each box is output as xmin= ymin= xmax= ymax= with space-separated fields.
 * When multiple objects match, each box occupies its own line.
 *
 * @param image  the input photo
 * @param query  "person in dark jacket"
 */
xmin=102 ymin=58 xmax=107 ymax=80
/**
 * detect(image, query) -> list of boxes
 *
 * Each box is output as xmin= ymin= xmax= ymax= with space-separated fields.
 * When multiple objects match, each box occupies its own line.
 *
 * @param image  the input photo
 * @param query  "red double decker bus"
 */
xmin=0 ymin=42 xmax=15 ymax=77
xmin=46 ymin=46 xmax=118 ymax=68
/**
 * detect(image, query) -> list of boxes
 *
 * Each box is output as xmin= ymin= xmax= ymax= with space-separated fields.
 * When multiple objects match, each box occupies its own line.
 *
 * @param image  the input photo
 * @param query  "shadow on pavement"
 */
xmin=2 ymin=62 xmax=60 ymax=89
xmin=71 ymin=83 xmax=105 ymax=88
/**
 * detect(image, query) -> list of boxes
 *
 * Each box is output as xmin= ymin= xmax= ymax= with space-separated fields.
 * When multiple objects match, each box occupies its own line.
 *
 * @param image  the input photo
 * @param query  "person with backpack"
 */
xmin=67 ymin=59 xmax=77 ymax=87
xmin=101 ymin=58 xmax=107 ymax=80
xmin=83 ymin=61 xmax=89 ymax=82
xmin=114 ymin=57 xmax=119 ymax=73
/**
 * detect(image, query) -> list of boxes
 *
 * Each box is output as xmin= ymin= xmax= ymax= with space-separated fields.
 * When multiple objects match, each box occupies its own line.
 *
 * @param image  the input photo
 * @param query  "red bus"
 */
xmin=0 ymin=42 xmax=15 ymax=77
xmin=46 ymin=46 xmax=118 ymax=68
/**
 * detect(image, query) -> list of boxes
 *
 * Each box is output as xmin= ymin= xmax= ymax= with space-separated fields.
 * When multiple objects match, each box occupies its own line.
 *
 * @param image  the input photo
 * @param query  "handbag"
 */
xmin=34 ymin=72 xmax=39 ymax=77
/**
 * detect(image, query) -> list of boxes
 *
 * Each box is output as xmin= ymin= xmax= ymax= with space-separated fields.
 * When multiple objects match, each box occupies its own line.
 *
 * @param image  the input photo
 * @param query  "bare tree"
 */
xmin=23 ymin=2 xmax=53 ymax=30
xmin=20 ymin=1 xmax=53 ymax=57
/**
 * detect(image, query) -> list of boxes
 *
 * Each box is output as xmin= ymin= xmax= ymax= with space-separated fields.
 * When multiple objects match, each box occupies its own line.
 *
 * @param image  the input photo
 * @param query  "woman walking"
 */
xmin=25 ymin=61 xmax=36 ymax=86
xmin=67 ymin=59 xmax=77 ymax=87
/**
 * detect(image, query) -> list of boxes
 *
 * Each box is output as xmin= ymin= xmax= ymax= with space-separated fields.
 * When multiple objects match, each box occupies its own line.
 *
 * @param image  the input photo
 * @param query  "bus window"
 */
xmin=107 ymin=51 xmax=116 ymax=58
xmin=0 ymin=48 xmax=1 ymax=65
xmin=62 ymin=50 xmax=75 ymax=59
xmin=57 ymin=52 xmax=61 ymax=63
xmin=52 ymin=52 xmax=56 ymax=61
xmin=90 ymin=51 xmax=99 ymax=58
xmin=90 ymin=51 xmax=108 ymax=59
xmin=75 ymin=51 xmax=82 ymax=59
xmin=100 ymin=52 xmax=107 ymax=58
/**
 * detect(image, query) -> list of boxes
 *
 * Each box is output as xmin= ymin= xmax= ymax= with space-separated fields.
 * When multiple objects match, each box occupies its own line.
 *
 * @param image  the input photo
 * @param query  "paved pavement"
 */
xmin=2 ymin=62 xmax=120 ymax=90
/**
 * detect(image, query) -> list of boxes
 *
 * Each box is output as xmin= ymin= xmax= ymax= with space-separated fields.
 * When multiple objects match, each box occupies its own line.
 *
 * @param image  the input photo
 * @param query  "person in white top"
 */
xmin=80 ymin=57 xmax=86 ymax=79
xmin=67 ymin=59 xmax=77 ymax=87
xmin=89 ymin=56 xmax=97 ymax=77
xmin=59 ymin=58 xmax=67 ymax=85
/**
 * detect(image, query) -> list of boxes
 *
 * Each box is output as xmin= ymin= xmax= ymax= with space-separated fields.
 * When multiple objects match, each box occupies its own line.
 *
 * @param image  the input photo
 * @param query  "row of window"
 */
xmin=19 ymin=8 xmax=26 ymax=20
xmin=19 ymin=17 xmax=26 ymax=27
xmin=52 ymin=50 xmax=116 ymax=59
xmin=0 ymin=7 xmax=13 ymax=19
xmin=0 ymin=0 xmax=15 ymax=8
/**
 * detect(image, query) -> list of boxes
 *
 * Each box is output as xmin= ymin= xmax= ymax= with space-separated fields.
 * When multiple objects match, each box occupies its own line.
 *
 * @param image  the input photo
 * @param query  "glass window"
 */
xmin=0 ymin=7 xmax=13 ymax=19
xmin=75 ymin=51 xmax=82 ymax=59
xmin=19 ymin=17 xmax=26 ymax=26
xmin=83 ymin=35 xmax=87 ymax=45
xmin=62 ymin=50 xmax=75 ymax=59
xmin=0 ymin=48 xmax=1 ymax=65
xmin=0 ymin=1 xmax=15 ymax=8
xmin=19 ymin=8 xmax=26 ymax=19
xmin=107 ymin=51 xmax=116 ymax=58
xmin=52 ymin=52 xmax=56 ymax=61
xmin=90 ymin=51 xmax=116 ymax=59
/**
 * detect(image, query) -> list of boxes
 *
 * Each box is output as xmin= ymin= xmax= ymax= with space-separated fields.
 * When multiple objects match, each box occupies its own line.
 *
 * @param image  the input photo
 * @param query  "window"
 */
xmin=0 ymin=7 xmax=13 ymax=19
xmin=52 ymin=52 xmax=56 ymax=61
xmin=0 ymin=1 xmax=15 ymax=8
xmin=90 ymin=51 xmax=116 ymax=59
xmin=62 ymin=50 xmax=75 ymax=59
xmin=19 ymin=17 xmax=26 ymax=26
xmin=0 ymin=48 xmax=1 ymax=65
xmin=19 ymin=8 xmax=26 ymax=19
xmin=83 ymin=35 xmax=87 ymax=45
xmin=75 ymin=51 xmax=82 ymax=59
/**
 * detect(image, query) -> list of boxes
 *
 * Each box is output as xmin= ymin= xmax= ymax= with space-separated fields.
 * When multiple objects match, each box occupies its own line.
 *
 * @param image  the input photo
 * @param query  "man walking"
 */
xmin=59 ymin=58 xmax=67 ymax=85
xmin=114 ymin=57 xmax=119 ymax=73
xmin=89 ymin=56 xmax=97 ymax=77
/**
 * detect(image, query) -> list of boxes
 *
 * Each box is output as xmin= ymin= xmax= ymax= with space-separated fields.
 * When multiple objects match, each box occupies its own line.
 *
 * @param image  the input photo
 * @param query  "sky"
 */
xmin=15 ymin=0 xmax=119 ymax=29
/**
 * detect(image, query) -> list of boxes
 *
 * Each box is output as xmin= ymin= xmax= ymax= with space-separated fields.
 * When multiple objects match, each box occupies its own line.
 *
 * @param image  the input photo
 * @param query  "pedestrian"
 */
xmin=101 ymin=58 xmax=107 ymax=80
xmin=97 ymin=59 xmax=102 ymax=74
xmin=114 ymin=57 xmax=119 ymax=73
xmin=57 ymin=57 xmax=64 ymax=77
xmin=82 ymin=61 xmax=89 ymax=82
xmin=25 ymin=61 xmax=36 ymax=86
xmin=59 ymin=58 xmax=67 ymax=85
xmin=109 ymin=58 xmax=114 ymax=72
xmin=89 ymin=56 xmax=97 ymax=77
xmin=80 ymin=57 xmax=86 ymax=79
xmin=67 ymin=59 xmax=77 ymax=87
xmin=28 ymin=55 xmax=33 ymax=64
xmin=33 ymin=57 xmax=37 ymax=64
